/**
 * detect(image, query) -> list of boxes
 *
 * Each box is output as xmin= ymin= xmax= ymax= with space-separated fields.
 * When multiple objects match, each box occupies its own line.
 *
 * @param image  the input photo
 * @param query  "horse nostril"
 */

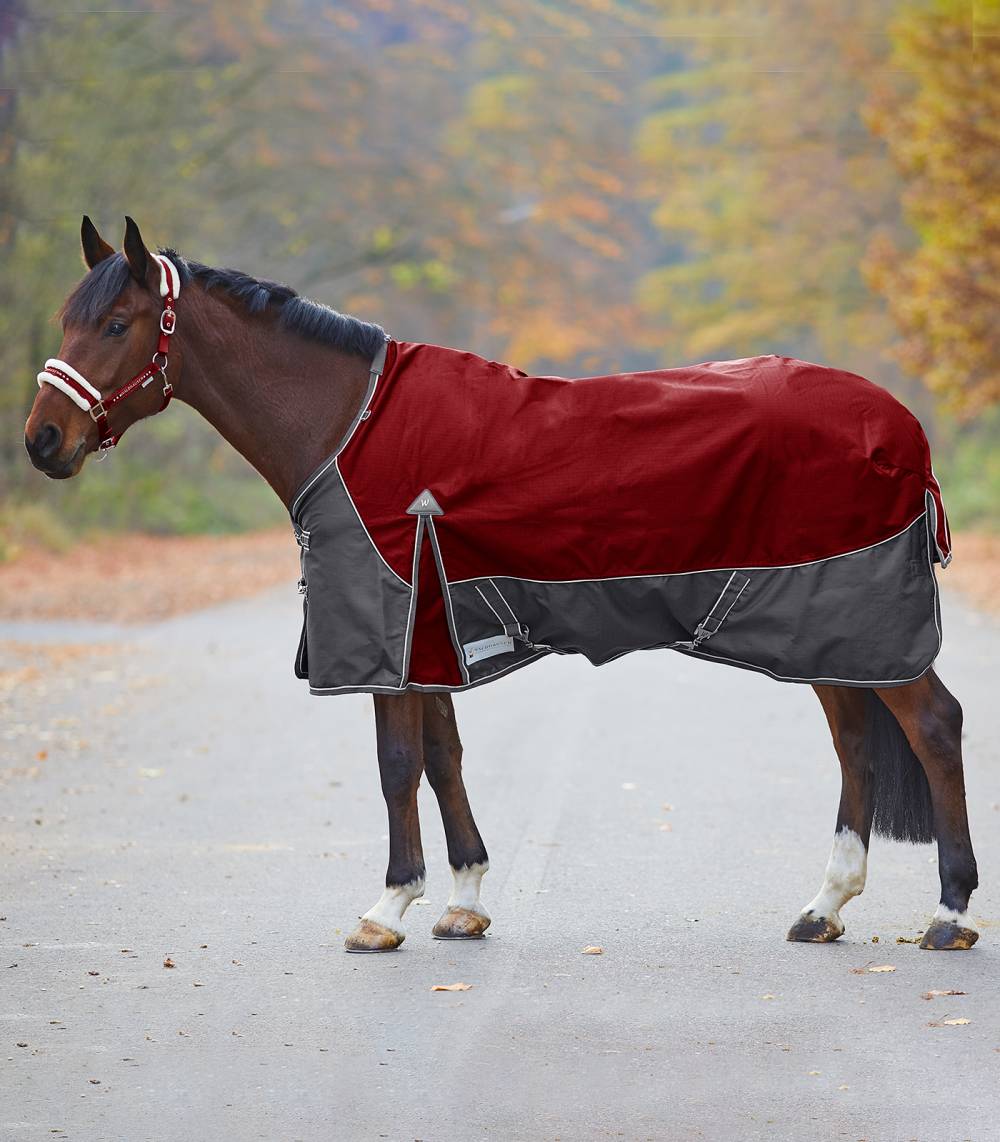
xmin=33 ymin=422 xmax=62 ymax=459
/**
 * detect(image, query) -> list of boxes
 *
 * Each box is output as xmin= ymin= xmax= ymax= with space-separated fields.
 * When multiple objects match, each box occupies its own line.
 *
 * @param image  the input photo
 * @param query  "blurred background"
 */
xmin=1 ymin=0 xmax=997 ymax=555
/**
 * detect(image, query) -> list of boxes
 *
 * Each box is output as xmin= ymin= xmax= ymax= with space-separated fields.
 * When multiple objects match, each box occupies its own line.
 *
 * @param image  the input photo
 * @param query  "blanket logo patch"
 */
xmin=463 ymin=634 xmax=516 ymax=665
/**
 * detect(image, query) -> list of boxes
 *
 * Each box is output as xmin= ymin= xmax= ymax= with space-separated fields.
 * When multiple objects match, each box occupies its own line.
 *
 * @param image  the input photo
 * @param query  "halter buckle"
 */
xmin=160 ymin=308 xmax=176 ymax=335
xmin=89 ymin=399 xmax=106 ymax=423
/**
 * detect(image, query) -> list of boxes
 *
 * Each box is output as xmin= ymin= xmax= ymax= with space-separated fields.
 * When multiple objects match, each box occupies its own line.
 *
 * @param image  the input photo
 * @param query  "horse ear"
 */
xmin=122 ymin=215 xmax=151 ymax=284
xmin=81 ymin=215 xmax=114 ymax=269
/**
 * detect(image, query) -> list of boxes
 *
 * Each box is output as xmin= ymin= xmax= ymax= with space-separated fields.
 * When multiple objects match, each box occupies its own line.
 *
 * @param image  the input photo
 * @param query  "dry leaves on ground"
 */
xmin=430 ymin=982 xmax=472 ymax=992
xmin=163 ymin=956 xmax=176 ymax=969
xmin=929 ymin=1017 xmax=971 ymax=1027
xmin=867 ymin=965 xmax=896 ymax=973
xmin=581 ymin=946 xmax=604 ymax=955
xmin=923 ymin=989 xmax=967 ymax=1000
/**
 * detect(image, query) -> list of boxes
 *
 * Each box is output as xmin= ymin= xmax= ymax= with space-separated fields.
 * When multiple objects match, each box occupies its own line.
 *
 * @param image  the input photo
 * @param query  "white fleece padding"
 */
xmin=36 ymin=371 xmax=93 ymax=412
xmin=42 ymin=358 xmax=101 ymax=400
xmin=154 ymin=254 xmax=181 ymax=299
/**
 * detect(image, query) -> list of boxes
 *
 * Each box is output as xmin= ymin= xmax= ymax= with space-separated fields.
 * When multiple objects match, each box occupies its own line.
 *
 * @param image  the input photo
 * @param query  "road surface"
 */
xmin=2 ymin=583 xmax=997 ymax=1141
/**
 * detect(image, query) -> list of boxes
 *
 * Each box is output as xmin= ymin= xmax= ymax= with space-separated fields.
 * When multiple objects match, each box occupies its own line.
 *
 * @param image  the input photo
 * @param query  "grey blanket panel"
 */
xmin=297 ymin=464 xmax=412 ymax=692
xmin=448 ymin=510 xmax=938 ymax=688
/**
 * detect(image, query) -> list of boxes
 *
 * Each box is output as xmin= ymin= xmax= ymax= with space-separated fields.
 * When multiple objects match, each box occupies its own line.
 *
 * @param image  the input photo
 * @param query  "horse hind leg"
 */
xmin=422 ymin=693 xmax=491 ymax=939
xmin=788 ymin=686 xmax=872 ymax=943
xmin=875 ymin=670 xmax=979 ymax=950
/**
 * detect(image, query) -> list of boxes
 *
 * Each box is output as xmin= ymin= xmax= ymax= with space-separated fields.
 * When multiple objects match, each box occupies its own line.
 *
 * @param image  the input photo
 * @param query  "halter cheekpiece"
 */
xmin=37 ymin=255 xmax=181 ymax=452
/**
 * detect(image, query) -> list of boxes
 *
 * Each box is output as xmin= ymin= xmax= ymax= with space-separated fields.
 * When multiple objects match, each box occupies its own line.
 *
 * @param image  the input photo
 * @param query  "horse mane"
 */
xmin=60 ymin=249 xmax=387 ymax=360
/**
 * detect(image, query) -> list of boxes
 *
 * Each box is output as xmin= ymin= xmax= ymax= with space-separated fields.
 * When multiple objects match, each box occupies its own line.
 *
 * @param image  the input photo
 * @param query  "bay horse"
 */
xmin=23 ymin=217 xmax=979 ymax=952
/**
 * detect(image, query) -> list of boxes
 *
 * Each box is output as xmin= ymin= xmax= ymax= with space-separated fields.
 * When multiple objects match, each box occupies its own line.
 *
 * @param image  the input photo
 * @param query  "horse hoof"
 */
xmin=344 ymin=919 xmax=404 ymax=952
xmin=786 ymin=912 xmax=844 ymax=943
xmin=919 ymin=921 xmax=979 ymax=951
xmin=432 ymin=907 xmax=491 ymax=940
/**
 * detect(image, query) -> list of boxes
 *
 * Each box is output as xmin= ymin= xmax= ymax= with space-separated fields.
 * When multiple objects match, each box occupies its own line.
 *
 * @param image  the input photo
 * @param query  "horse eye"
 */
xmin=105 ymin=319 xmax=128 ymax=338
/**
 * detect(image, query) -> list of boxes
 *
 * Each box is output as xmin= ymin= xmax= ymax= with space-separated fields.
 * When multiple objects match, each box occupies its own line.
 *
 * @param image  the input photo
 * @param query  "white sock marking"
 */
xmin=446 ymin=862 xmax=489 ymax=916
xmin=802 ymin=827 xmax=867 ymax=925
xmin=932 ymin=903 xmax=974 ymax=929
xmin=361 ymin=878 xmax=424 ymax=937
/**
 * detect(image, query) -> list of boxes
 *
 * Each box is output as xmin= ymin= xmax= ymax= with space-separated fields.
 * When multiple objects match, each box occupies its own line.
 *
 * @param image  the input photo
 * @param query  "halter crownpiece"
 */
xmin=36 ymin=253 xmax=181 ymax=452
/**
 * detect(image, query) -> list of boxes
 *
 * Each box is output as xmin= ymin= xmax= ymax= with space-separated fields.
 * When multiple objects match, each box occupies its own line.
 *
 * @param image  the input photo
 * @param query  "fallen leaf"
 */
xmin=581 ymin=945 xmax=604 ymax=955
xmin=807 ymin=1070 xmax=821 ymax=1076
xmin=430 ymin=982 xmax=472 ymax=992
xmin=88 ymin=1079 xmax=100 ymax=1084
xmin=943 ymin=1017 xmax=971 ymax=1026
xmin=761 ymin=993 xmax=776 ymax=1000
xmin=868 ymin=965 xmax=896 ymax=973
xmin=36 ymin=750 xmax=47 ymax=761
xmin=849 ymin=967 xmax=867 ymax=975
xmin=871 ymin=935 xmax=879 ymax=944
xmin=662 ymin=802 xmax=674 ymax=811
xmin=87 ymin=970 xmax=100 ymax=977
xmin=163 ymin=956 xmax=175 ymax=969
xmin=838 ymin=1084 xmax=849 ymax=1091
xmin=896 ymin=935 xmax=921 ymax=944
xmin=923 ymin=989 xmax=967 ymax=1000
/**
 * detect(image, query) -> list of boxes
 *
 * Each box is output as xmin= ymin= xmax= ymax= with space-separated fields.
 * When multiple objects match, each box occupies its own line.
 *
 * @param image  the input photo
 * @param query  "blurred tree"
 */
xmin=635 ymin=2 xmax=900 ymax=377
xmin=864 ymin=0 xmax=999 ymax=415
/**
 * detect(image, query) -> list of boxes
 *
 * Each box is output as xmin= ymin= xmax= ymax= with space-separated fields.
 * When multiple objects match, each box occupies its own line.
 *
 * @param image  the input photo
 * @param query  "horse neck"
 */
xmin=173 ymin=287 xmax=373 ymax=507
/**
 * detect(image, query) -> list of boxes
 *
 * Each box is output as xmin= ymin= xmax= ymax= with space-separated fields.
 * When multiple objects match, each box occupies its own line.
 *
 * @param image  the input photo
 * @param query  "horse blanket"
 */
xmin=290 ymin=342 xmax=950 ymax=695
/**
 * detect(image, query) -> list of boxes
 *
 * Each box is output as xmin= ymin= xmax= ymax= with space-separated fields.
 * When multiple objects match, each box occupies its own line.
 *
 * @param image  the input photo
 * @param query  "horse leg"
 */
xmin=422 ymin=694 xmax=491 ymax=939
xmin=344 ymin=693 xmax=426 ymax=952
xmin=876 ymin=670 xmax=979 ymax=950
xmin=788 ymin=686 xmax=872 ymax=942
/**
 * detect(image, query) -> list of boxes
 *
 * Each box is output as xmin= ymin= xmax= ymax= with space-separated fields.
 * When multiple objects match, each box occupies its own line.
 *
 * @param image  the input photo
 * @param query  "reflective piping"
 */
xmin=333 ymin=459 xmax=409 ymax=588
xmin=427 ymin=516 xmax=471 ymax=686
xmin=399 ymin=515 xmax=424 ymax=686
xmin=308 ymin=648 xmax=550 ymax=695
xmin=290 ymin=336 xmax=390 ymax=520
xmin=447 ymin=512 xmax=929 ymax=587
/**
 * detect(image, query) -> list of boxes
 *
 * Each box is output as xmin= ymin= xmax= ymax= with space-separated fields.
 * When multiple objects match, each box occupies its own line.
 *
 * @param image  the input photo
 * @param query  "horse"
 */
xmin=23 ymin=216 xmax=979 ymax=953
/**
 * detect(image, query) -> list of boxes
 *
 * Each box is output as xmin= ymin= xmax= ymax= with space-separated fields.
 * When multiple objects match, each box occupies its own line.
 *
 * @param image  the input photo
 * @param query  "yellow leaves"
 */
xmin=431 ymin=982 xmax=472 ymax=992
xmin=867 ymin=965 xmax=896 ymax=973
xmin=581 ymin=946 xmax=604 ymax=955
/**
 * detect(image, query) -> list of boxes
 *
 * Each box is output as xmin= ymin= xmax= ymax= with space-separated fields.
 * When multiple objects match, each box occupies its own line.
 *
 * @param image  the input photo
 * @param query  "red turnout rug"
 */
xmin=291 ymin=343 xmax=949 ymax=694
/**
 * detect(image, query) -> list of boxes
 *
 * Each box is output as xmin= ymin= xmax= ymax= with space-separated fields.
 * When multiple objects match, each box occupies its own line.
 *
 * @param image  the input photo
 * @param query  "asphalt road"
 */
xmin=1 ymin=584 xmax=998 ymax=1142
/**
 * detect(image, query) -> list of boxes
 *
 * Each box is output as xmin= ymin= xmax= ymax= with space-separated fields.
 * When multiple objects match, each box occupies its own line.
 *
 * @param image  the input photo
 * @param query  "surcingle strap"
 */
xmin=676 ymin=571 xmax=751 ymax=650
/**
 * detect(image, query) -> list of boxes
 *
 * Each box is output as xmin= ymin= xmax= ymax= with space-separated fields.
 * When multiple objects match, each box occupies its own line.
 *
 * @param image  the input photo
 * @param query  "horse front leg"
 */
xmin=876 ymin=670 xmax=979 ymax=950
xmin=788 ymin=686 xmax=872 ymax=943
xmin=422 ymin=693 xmax=491 ymax=939
xmin=344 ymin=692 xmax=426 ymax=952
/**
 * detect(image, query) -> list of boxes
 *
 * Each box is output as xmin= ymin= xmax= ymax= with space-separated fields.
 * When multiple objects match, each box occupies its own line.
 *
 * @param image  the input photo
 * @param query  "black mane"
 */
xmin=60 ymin=249 xmax=387 ymax=360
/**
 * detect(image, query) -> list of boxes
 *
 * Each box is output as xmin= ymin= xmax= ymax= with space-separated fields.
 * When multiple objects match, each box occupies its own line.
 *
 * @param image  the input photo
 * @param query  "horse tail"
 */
xmin=864 ymin=688 xmax=936 ymax=844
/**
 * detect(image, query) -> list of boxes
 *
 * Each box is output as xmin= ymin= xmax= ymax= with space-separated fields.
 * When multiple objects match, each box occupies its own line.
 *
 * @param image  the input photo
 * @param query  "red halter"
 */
xmin=37 ymin=254 xmax=180 ymax=452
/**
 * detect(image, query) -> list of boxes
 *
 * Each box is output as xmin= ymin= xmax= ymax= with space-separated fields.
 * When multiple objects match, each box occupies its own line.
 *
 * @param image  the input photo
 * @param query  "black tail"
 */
xmin=864 ymin=689 xmax=936 ymax=844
